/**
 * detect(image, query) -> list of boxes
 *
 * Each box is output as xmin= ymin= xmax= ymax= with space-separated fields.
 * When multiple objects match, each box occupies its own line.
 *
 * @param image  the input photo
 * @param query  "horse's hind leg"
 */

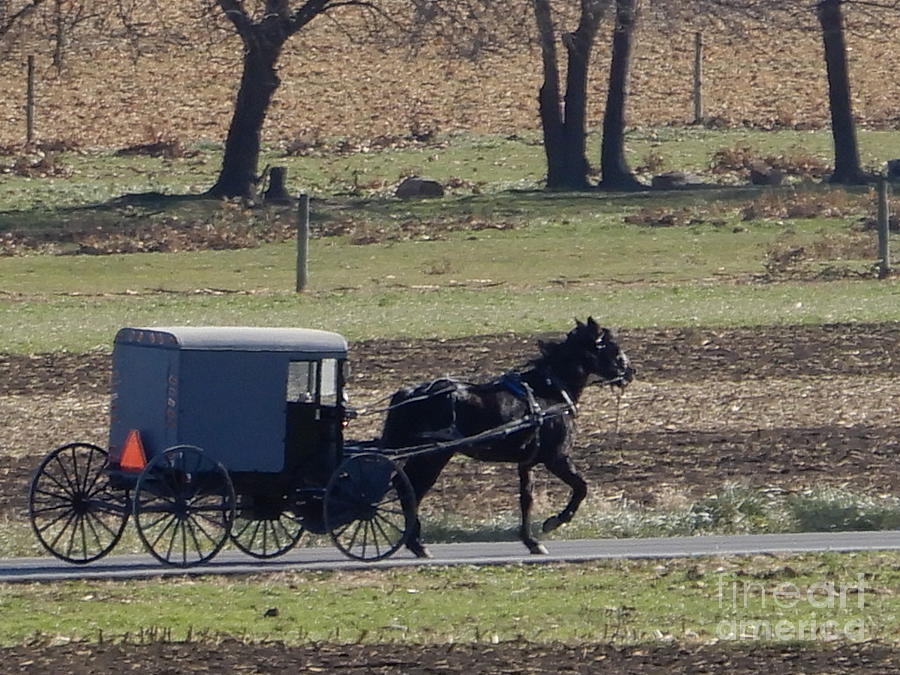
xmin=401 ymin=449 xmax=454 ymax=559
xmin=518 ymin=464 xmax=548 ymax=555
xmin=541 ymin=454 xmax=588 ymax=533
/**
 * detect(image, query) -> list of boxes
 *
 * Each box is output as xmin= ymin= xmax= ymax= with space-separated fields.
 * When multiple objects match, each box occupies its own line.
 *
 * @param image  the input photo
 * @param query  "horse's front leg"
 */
xmin=518 ymin=463 xmax=548 ymax=554
xmin=541 ymin=454 xmax=587 ymax=533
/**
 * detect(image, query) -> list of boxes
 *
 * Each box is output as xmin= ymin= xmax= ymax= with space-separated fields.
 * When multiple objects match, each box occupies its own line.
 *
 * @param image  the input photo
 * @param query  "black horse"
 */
xmin=379 ymin=317 xmax=634 ymax=557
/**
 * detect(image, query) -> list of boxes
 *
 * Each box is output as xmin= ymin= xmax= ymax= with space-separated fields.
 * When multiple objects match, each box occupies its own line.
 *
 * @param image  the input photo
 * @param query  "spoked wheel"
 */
xmin=230 ymin=494 xmax=305 ymax=559
xmin=133 ymin=445 xmax=235 ymax=567
xmin=28 ymin=443 xmax=128 ymax=564
xmin=324 ymin=452 xmax=416 ymax=562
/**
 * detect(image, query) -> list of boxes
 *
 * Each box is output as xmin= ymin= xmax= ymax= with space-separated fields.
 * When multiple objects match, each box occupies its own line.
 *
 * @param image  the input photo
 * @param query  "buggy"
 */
xmin=28 ymin=326 xmax=417 ymax=567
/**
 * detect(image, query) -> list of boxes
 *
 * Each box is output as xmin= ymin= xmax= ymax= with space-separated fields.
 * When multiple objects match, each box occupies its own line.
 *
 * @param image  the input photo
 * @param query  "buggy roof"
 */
xmin=114 ymin=326 xmax=348 ymax=356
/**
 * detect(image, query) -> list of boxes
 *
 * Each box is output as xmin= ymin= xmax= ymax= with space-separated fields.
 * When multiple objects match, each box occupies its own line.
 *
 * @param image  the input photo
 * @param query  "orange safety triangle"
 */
xmin=120 ymin=429 xmax=147 ymax=472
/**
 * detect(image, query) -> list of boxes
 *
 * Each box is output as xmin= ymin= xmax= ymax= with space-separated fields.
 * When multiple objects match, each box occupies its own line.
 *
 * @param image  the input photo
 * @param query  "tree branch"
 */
xmin=0 ymin=0 xmax=48 ymax=39
xmin=216 ymin=0 xmax=254 ymax=41
xmin=288 ymin=0 xmax=330 ymax=32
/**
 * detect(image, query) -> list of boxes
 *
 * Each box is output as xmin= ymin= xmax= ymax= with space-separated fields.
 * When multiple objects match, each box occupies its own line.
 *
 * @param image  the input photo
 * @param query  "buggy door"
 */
xmin=284 ymin=358 xmax=344 ymax=487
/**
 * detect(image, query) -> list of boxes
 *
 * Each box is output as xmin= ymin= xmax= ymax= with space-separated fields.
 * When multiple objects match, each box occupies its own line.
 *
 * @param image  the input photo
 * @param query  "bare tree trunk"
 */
xmin=534 ymin=0 xmax=605 ymax=190
xmin=534 ymin=0 xmax=567 ymax=189
xmin=599 ymin=0 xmax=643 ymax=190
xmin=559 ymin=2 xmax=602 ymax=189
xmin=207 ymin=39 xmax=282 ymax=199
xmin=817 ymin=0 xmax=865 ymax=184
xmin=208 ymin=0 xmax=332 ymax=199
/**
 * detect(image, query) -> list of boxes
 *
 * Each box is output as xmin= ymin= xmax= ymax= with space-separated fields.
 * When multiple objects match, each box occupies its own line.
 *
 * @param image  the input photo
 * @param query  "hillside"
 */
xmin=0 ymin=6 xmax=898 ymax=150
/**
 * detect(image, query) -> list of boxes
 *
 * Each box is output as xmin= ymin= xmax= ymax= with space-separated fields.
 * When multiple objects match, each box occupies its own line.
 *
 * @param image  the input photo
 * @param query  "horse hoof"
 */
xmin=407 ymin=541 xmax=432 ymax=559
xmin=542 ymin=515 xmax=563 ymax=533
xmin=526 ymin=541 xmax=549 ymax=555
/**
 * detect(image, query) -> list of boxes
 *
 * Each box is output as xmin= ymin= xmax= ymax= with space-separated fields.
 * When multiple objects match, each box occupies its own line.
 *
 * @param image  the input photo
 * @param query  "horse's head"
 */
xmin=545 ymin=317 xmax=634 ymax=390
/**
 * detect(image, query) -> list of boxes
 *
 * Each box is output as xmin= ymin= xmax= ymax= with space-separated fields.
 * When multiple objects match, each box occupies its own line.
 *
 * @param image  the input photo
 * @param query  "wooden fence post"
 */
xmin=692 ymin=32 xmax=703 ymax=124
xmin=296 ymin=193 xmax=310 ymax=292
xmin=26 ymin=55 xmax=35 ymax=145
xmin=877 ymin=178 xmax=891 ymax=278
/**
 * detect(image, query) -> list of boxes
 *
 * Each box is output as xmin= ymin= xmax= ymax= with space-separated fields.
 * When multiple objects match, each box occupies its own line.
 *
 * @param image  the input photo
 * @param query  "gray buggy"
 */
xmin=28 ymin=326 xmax=417 ymax=567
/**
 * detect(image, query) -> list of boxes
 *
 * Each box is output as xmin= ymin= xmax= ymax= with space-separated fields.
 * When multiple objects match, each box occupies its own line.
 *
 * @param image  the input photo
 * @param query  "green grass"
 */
xmin=3 ymin=197 xmax=880 ymax=288
xmin=790 ymin=489 xmax=900 ymax=532
xmin=1 ymin=197 xmax=897 ymax=353
xmin=626 ymin=127 xmax=900 ymax=176
xmin=0 ymin=553 xmax=893 ymax=645
xmin=1 ymin=278 xmax=898 ymax=353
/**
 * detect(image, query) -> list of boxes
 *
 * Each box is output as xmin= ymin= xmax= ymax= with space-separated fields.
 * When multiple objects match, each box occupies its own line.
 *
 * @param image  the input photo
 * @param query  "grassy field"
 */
xmin=2 ymin=277 xmax=898 ymax=353
xmin=1 ymin=127 xmax=899 ymax=353
xmin=0 ymin=553 xmax=892 ymax=646
xmin=1 ymin=206 xmax=897 ymax=353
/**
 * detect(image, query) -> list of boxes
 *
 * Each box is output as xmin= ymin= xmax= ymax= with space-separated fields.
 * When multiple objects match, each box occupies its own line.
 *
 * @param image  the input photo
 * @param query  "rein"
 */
xmin=349 ymin=380 xmax=462 ymax=417
xmin=353 ymin=371 xmax=626 ymax=420
xmin=612 ymin=386 xmax=623 ymax=438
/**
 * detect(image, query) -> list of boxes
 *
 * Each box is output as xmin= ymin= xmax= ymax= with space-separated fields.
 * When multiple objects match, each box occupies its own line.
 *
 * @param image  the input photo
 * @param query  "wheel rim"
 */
xmin=134 ymin=446 xmax=235 ymax=567
xmin=28 ymin=443 xmax=128 ymax=564
xmin=230 ymin=494 xmax=304 ymax=559
xmin=325 ymin=453 xmax=415 ymax=561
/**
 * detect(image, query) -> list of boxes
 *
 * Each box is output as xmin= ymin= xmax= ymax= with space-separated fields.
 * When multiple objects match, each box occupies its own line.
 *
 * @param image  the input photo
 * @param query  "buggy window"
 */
xmin=320 ymin=359 xmax=338 ymax=406
xmin=287 ymin=361 xmax=316 ymax=403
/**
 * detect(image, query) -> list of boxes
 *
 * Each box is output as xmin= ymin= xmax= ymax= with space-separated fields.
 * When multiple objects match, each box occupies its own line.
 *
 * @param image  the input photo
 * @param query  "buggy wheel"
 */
xmin=133 ymin=445 xmax=235 ymax=567
xmin=324 ymin=453 xmax=416 ymax=562
xmin=230 ymin=494 xmax=305 ymax=559
xmin=28 ymin=443 xmax=128 ymax=564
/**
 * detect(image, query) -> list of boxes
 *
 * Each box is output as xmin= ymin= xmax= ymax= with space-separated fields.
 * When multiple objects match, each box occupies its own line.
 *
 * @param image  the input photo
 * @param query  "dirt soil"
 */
xmin=2 ymin=323 xmax=899 ymax=520
xmin=2 ymin=639 xmax=900 ymax=674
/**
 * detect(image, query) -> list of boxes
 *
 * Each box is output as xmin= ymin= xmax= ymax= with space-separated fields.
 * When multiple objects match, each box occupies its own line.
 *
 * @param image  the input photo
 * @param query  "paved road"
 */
xmin=3 ymin=531 xmax=900 ymax=583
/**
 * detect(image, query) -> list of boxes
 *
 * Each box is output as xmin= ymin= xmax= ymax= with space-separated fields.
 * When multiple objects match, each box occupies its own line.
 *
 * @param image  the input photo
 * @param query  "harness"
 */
xmin=543 ymin=374 xmax=578 ymax=418
xmin=499 ymin=371 xmax=578 ymax=420
xmin=494 ymin=372 xmax=539 ymax=465
xmin=497 ymin=372 xmax=529 ymax=398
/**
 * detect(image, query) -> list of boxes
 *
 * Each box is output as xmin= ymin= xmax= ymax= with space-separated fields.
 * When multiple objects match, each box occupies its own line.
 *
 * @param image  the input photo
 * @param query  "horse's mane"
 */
xmin=528 ymin=327 xmax=591 ymax=370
